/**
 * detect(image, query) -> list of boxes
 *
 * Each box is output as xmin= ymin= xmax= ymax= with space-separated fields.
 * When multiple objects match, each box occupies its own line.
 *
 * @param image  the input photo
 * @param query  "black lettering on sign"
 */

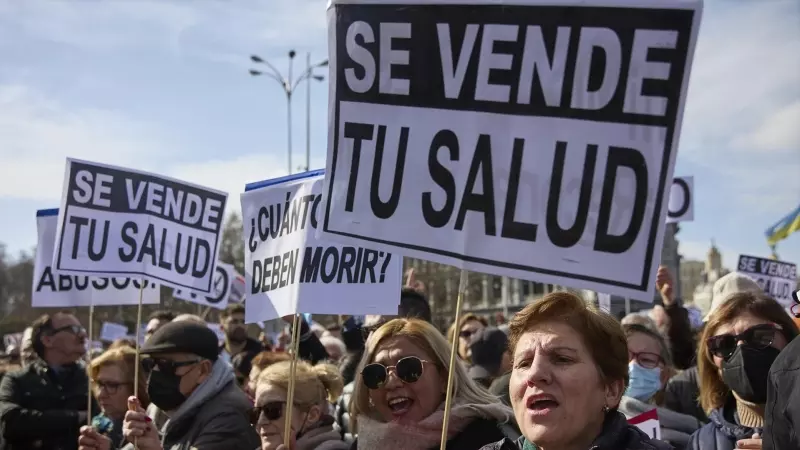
xmin=335 ymin=4 xmax=694 ymax=125
xmin=175 ymin=265 xmax=229 ymax=304
xmin=667 ymin=177 xmax=690 ymax=219
xmin=65 ymin=160 xmax=227 ymax=232
xmin=35 ymin=266 xmax=156 ymax=292
xmin=116 ymin=221 xmax=212 ymax=279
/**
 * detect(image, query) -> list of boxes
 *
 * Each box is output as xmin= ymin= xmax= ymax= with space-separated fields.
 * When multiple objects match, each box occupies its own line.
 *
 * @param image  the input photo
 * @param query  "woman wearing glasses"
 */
xmin=253 ymin=360 xmax=349 ymax=450
xmin=618 ymin=324 xmax=701 ymax=450
xmin=688 ymin=292 xmax=798 ymax=450
xmin=349 ymin=318 xmax=514 ymax=450
xmin=78 ymin=346 xmax=150 ymax=450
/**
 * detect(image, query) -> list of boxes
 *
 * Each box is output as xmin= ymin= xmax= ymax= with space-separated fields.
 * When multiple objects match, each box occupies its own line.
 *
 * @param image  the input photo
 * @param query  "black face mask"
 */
xmin=147 ymin=370 xmax=187 ymax=411
xmin=721 ymin=345 xmax=781 ymax=404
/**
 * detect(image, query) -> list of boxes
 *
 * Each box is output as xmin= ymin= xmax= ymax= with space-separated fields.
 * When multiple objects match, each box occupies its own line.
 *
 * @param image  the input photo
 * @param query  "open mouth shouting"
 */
xmin=526 ymin=393 xmax=560 ymax=417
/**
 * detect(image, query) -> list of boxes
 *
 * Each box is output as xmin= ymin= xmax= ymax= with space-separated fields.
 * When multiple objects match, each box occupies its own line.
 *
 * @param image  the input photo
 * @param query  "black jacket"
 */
xmin=764 ymin=335 xmax=800 ymax=450
xmin=686 ymin=399 xmax=760 ymax=450
xmin=664 ymin=367 xmax=707 ymax=423
xmin=349 ymin=417 xmax=517 ymax=450
xmin=0 ymin=360 xmax=98 ymax=450
xmin=480 ymin=411 xmax=672 ymax=450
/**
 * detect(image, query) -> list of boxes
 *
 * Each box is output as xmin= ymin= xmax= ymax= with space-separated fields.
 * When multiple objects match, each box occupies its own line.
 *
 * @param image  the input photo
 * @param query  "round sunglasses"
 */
xmin=361 ymin=356 xmax=428 ymax=390
xmin=707 ymin=323 xmax=782 ymax=359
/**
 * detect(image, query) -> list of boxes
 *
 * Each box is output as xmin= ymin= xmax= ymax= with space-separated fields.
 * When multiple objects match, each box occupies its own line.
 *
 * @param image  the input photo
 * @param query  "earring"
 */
xmin=368 ymin=398 xmax=374 ymax=407
xmin=602 ymin=405 xmax=610 ymax=413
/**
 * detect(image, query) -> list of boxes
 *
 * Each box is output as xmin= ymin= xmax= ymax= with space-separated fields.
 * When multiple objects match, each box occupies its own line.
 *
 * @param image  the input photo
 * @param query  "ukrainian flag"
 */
xmin=766 ymin=203 xmax=800 ymax=247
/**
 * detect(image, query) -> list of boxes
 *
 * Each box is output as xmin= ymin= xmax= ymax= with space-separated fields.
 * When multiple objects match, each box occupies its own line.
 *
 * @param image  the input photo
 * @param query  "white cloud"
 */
xmin=0 ymin=84 xmax=171 ymax=201
xmin=733 ymin=100 xmax=800 ymax=152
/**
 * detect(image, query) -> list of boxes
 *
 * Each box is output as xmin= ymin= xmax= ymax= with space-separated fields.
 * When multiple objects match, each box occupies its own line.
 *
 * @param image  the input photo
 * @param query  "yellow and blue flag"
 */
xmin=766 ymin=203 xmax=800 ymax=247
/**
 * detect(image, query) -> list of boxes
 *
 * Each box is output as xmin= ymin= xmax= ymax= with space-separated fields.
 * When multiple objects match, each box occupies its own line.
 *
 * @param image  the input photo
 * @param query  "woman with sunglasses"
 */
xmin=689 ymin=292 xmax=798 ymax=450
xmin=350 ymin=318 xmax=514 ymax=450
xmin=618 ymin=324 xmax=701 ymax=450
xmin=446 ymin=313 xmax=488 ymax=363
xmin=78 ymin=347 xmax=150 ymax=450
xmin=254 ymin=360 xmax=349 ymax=450
xmin=480 ymin=292 xmax=671 ymax=450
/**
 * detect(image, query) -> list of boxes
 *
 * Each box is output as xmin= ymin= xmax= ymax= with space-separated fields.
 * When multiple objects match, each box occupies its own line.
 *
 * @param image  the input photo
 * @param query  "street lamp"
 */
xmin=249 ymin=50 xmax=327 ymax=175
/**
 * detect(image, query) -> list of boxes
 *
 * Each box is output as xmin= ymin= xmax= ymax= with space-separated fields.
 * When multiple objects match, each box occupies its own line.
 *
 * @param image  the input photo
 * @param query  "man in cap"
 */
xmin=117 ymin=320 xmax=258 ymax=450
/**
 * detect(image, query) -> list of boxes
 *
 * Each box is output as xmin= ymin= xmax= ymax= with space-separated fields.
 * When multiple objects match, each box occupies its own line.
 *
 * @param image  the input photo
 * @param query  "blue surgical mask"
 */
xmin=625 ymin=361 xmax=662 ymax=402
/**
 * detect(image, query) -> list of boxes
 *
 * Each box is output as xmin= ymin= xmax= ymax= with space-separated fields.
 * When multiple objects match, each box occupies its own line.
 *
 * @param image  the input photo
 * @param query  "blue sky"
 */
xmin=1 ymin=0 xmax=799 ymax=272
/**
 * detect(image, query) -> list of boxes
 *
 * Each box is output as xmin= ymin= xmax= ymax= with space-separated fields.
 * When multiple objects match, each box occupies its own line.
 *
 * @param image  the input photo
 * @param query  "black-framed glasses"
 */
xmin=49 ymin=325 xmax=86 ymax=336
xmin=361 ymin=356 xmax=427 ymax=390
xmin=141 ymin=357 xmax=202 ymax=374
xmin=250 ymin=401 xmax=285 ymax=425
xmin=628 ymin=351 xmax=663 ymax=369
xmin=707 ymin=323 xmax=782 ymax=359
xmin=93 ymin=380 xmax=132 ymax=395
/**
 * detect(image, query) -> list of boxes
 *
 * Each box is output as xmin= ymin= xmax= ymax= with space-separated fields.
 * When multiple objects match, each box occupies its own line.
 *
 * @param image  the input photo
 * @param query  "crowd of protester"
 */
xmin=1 ymin=266 xmax=799 ymax=450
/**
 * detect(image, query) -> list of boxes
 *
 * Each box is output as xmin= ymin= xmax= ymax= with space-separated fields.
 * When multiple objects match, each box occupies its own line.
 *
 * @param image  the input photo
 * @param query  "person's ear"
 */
xmin=196 ymin=360 xmax=213 ymax=384
xmin=306 ymin=404 xmax=322 ymax=425
xmin=604 ymin=378 xmax=625 ymax=409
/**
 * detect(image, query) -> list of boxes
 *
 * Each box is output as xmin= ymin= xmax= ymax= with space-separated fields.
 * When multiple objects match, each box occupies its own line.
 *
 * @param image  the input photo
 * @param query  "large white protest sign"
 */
xmin=737 ymin=254 xmax=797 ymax=309
xmin=320 ymin=0 xmax=702 ymax=301
xmin=172 ymin=262 xmax=236 ymax=309
xmin=241 ymin=171 xmax=402 ymax=323
xmin=666 ymin=176 xmax=693 ymax=223
xmin=628 ymin=409 xmax=661 ymax=440
xmin=53 ymin=158 xmax=227 ymax=293
xmin=33 ymin=209 xmax=161 ymax=307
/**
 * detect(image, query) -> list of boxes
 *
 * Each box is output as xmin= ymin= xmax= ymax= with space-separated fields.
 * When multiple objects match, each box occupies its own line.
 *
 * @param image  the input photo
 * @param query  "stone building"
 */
xmin=680 ymin=259 xmax=705 ymax=303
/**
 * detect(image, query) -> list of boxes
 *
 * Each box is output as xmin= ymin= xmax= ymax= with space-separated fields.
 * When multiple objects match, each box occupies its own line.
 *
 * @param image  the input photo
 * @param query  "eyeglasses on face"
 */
xmin=141 ymin=357 xmax=202 ymax=374
xmin=628 ymin=351 xmax=664 ymax=369
xmin=361 ymin=356 xmax=427 ymax=390
xmin=49 ymin=325 xmax=86 ymax=337
xmin=459 ymin=329 xmax=476 ymax=339
xmin=250 ymin=401 xmax=298 ymax=425
xmin=707 ymin=323 xmax=782 ymax=359
xmin=93 ymin=380 xmax=132 ymax=394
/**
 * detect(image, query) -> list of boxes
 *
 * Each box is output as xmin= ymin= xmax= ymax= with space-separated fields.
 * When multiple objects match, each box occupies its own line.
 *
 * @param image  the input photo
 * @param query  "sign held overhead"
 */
xmin=321 ymin=0 xmax=703 ymax=300
xmin=667 ymin=176 xmax=693 ymax=223
xmin=737 ymin=254 xmax=797 ymax=310
xmin=53 ymin=158 xmax=228 ymax=293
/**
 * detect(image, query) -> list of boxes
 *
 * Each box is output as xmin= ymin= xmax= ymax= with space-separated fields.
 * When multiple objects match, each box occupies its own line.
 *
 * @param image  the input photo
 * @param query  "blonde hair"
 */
xmin=446 ymin=313 xmax=488 ymax=345
xmin=351 ymin=318 xmax=505 ymax=424
xmin=698 ymin=292 xmax=798 ymax=413
xmin=258 ymin=360 xmax=344 ymax=407
xmin=87 ymin=346 xmax=150 ymax=408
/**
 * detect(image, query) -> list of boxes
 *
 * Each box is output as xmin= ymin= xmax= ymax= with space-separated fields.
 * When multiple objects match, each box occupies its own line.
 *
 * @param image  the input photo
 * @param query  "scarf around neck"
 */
xmin=356 ymin=401 xmax=510 ymax=450
xmin=162 ymin=358 xmax=235 ymax=434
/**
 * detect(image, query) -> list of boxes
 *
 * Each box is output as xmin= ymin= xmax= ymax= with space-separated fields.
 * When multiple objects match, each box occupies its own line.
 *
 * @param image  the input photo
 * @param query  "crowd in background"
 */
xmin=1 ymin=266 xmax=799 ymax=450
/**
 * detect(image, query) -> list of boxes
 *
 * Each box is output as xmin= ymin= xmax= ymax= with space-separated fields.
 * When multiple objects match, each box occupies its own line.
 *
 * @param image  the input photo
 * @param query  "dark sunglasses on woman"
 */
xmin=707 ymin=323 xmax=782 ymax=359
xmin=250 ymin=401 xmax=285 ymax=425
xmin=361 ymin=356 xmax=427 ymax=389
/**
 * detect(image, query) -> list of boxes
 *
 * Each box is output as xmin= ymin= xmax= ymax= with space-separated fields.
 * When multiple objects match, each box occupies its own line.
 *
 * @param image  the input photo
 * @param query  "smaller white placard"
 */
xmin=737 ymin=254 xmax=798 ymax=309
xmin=666 ymin=177 xmax=694 ymax=223
xmin=206 ymin=323 xmax=226 ymax=343
xmin=172 ymin=263 xmax=236 ymax=309
xmin=241 ymin=171 xmax=402 ymax=323
xmin=628 ymin=409 xmax=661 ymax=440
xmin=99 ymin=322 xmax=129 ymax=343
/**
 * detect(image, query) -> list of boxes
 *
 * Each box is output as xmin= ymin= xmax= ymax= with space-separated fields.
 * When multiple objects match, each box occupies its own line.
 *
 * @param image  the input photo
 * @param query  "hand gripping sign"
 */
xmin=320 ymin=0 xmax=703 ymax=301
xmin=241 ymin=170 xmax=402 ymax=323
xmin=33 ymin=209 xmax=161 ymax=307
xmin=53 ymin=158 xmax=228 ymax=293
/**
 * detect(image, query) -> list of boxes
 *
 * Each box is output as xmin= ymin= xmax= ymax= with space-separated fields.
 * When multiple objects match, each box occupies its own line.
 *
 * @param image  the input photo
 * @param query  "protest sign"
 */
xmin=53 ymin=158 xmax=227 ymax=293
xmin=99 ymin=322 xmax=129 ymax=343
xmin=737 ymin=254 xmax=797 ymax=309
xmin=172 ymin=262 xmax=237 ymax=309
xmin=241 ymin=171 xmax=402 ymax=323
xmin=666 ymin=176 xmax=693 ymax=223
xmin=321 ymin=0 xmax=702 ymax=301
xmin=230 ymin=273 xmax=246 ymax=303
xmin=33 ymin=209 xmax=161 ymax=307
xmin=628 ymin=409 xmax=661 ymax=440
